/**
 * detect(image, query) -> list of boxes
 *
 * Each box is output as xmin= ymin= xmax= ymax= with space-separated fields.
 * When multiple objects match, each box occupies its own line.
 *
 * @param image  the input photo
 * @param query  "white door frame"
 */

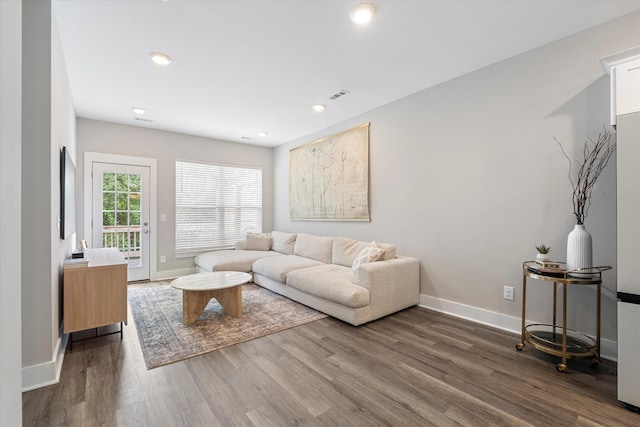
xmin=84 ymin=152 xmax=157 ymax=281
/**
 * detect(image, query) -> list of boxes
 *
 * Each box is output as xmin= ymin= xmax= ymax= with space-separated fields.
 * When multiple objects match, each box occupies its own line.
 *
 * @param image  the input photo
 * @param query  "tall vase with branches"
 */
xmin=555 ymin=129 xmax=616 ymax=272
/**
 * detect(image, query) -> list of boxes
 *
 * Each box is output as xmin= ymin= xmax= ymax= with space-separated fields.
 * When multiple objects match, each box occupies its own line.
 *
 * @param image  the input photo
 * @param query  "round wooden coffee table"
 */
xmin=171 ymin=271 xmax=252 ymax=325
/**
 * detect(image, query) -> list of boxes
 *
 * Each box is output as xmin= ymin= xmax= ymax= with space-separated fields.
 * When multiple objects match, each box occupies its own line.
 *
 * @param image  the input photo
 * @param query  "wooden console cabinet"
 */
xmin=63 ymin=248 xmax=128 ymax=334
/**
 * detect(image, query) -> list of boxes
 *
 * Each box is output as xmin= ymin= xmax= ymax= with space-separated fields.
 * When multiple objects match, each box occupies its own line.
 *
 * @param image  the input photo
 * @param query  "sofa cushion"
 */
xmin=377 ymin=242 xmax=397 ymax=260
xmin=271 ymin=231 xmax=297 ymax=255
xmin=194 ymin=249 xmax=283 ymax=273
xmin=293 ymin=233 xmax=334 ymax=264
xmin=352 ymin=241 xmax=385 ymax=272
xmin=286 ymin=264 xmax=370 ymax=308
xmin=253 ymin=255 xmax=324 ymax=283
xmin=332 ymin=237 xmax=369 ymax=267
xmin=244 ymin=234 xmax=272 ymax=251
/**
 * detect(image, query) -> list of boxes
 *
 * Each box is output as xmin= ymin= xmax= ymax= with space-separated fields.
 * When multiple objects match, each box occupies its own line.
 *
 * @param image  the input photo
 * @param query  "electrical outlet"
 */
xmin=160 ymin=255 xmax=166 ymax=263
xmin=504 ymin=286 xmax=514 ymax=301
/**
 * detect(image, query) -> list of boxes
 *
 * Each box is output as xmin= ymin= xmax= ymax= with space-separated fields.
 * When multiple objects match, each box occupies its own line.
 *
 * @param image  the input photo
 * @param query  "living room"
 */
xmin=3 ymin=0 xmax=640 ymax=425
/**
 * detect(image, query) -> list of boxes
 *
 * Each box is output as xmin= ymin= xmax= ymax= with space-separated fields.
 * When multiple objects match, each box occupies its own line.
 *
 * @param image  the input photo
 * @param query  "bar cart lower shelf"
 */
xmin=519 ymin=324 xmax=598 ymax=370
xmin=516 ymin=261 xmax=611 ymax=372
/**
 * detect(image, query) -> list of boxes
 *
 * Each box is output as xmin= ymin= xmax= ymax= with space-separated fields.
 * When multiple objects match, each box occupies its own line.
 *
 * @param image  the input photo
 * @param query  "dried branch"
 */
xmin=555 ymin=128 xmax=616 ymax=225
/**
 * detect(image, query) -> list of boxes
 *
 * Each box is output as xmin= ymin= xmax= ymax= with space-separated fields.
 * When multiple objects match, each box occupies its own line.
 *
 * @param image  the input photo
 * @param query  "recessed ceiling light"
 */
xmin=350 ymin=3 xmax=376 ymax=24
xmin=257 ymin=131 xmax=268 ymax=137
xmin=312 ymin=104 xmax=326 ymax=112
xmin=149 ymin=52 xmax=172 ymax=66
xmin=132 ymin=107 xmax=146 ymax=115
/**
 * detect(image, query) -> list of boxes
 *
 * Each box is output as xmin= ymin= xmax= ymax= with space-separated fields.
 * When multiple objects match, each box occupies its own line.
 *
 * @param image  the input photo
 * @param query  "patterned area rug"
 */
xmin=128 ymin=283 xmax=327 ymax=369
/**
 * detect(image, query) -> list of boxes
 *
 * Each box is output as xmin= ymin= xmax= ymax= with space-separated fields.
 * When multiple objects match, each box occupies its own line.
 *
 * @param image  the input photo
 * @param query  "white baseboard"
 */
xmin=22 ymin=331 xmax=68 ymax=392
xmin=151 ymin=267 xmax=196 ymax=281
xmin=419 ymin=294 xmax=617 ymax=361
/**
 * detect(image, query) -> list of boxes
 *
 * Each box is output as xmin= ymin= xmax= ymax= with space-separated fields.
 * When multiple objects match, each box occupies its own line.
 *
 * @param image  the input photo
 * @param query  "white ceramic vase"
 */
xmin=566 ymin=224 xmax=592 ymax=272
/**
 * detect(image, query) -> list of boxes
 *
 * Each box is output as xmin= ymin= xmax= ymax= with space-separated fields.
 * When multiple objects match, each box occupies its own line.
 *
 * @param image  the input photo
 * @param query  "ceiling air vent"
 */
xmin=134 ymin=117 xmax=154 ymax=123
xmin=329 ymin=89 xmax=350 ymax=100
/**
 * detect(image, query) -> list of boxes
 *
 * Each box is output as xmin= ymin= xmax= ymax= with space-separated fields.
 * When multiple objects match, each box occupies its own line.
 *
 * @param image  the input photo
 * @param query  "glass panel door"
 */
xmin=101 ymin=172 xmax=142 ymax=267
xmin=92 ymin=163 xmax=150 ymax=281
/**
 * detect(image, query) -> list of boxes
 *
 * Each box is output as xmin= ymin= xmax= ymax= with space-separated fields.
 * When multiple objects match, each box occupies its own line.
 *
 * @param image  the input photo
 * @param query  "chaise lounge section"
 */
xmin=194 ymin=231 xmax=420 ymax=326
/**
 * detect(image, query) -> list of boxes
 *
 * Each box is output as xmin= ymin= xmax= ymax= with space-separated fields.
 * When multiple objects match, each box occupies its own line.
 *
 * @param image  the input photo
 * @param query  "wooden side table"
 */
xmin=516 ymin=261 xmax=611 ymax=372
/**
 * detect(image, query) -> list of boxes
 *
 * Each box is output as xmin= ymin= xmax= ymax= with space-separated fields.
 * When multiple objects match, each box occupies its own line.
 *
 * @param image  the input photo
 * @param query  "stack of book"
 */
xmin=527 ymin=260 xmax=565 ymax=277
xmin=535 ymin=259 xmax=562 ymax=268
xmin=64 ymin=257 xmax=88 ymax=269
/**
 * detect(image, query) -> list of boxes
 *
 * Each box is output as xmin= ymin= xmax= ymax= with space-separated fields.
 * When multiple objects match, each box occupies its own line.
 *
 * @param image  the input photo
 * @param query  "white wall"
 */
xmin=22 ymin=0 xmax=53 ymax=379
xmin=0 ymin=0 xmax=23 ymax=423
xmin=76 ymin=119 xmax=274 ymax=279
xmin=273 ymin=11 xmax=640 ymax=357
xmin=21 ymin=0 xmax=76 ymax=391
xmin=52 ymin=1 xmax=77 ymax=326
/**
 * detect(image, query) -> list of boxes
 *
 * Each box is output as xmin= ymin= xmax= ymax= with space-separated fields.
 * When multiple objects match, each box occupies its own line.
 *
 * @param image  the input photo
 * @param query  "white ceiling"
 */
xmin=53 ymin=0 xmax=640 ymax=147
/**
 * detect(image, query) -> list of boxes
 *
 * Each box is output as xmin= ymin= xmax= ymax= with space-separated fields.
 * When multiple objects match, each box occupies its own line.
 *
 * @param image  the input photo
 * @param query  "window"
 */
xmin=175 ymin=160 xmax=262 ymax=253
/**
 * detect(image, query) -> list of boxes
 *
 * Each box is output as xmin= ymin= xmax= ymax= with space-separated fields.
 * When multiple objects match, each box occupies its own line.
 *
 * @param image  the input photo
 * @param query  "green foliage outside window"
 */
xmin=101 ymin=172 xmax=142 ymax=254
xmin=103 ymin=173 xmax=116 ymax=191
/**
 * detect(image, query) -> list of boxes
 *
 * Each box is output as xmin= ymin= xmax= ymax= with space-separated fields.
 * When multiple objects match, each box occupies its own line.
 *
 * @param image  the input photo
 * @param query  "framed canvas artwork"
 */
xmin=289 ymin=123 xmax=370 ymax=221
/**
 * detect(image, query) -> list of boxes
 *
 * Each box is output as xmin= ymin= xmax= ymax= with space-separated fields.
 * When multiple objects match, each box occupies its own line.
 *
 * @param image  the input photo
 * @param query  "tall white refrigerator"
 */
xmin=617 ymin=111 xmax=640 ymax=412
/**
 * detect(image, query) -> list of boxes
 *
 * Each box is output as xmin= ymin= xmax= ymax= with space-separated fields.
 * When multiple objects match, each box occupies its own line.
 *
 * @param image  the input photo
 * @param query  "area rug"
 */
xmin=128 ymin=283 xmax=327 ymax=369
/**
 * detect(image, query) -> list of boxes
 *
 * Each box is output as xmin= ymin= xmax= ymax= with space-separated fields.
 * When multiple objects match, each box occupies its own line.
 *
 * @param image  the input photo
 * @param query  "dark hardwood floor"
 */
xmin=23 ymin=283 xmax=639 ymax=426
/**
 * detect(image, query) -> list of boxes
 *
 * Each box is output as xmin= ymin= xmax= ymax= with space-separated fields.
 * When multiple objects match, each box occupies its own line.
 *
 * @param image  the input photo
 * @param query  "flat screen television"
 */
xmin=60 ymin=146 xmax=76 ymax=240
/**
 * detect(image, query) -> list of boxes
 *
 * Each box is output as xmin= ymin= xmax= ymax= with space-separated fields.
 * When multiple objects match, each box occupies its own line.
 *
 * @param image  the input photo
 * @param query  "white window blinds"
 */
xmin=175 ymin=160 xmax=262 ymax=252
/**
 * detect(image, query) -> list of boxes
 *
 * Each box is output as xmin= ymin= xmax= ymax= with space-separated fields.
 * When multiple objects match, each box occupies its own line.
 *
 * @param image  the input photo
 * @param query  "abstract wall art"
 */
xmin=289 ymin=123 xmax=370 ymax=221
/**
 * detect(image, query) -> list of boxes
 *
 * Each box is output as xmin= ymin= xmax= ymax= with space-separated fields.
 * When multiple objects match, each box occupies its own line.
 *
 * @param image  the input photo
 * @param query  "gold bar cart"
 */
xmin=516 ymin=261 xmax=611 ymax=372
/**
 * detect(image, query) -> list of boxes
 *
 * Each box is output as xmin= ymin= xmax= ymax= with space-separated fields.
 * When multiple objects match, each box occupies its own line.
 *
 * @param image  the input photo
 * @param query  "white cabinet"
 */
xmin=600 ymin=48 xmax=640 ymax=125
xmin=618 ymin=301 xmax=640 ymax=409
xmin=614 ymin=57 xmax=640 ymax=117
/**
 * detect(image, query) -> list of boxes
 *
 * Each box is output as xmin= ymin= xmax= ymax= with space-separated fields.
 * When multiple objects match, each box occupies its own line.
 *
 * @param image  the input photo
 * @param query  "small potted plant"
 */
xmin=536 ymin=244 xmax=551 ymax=262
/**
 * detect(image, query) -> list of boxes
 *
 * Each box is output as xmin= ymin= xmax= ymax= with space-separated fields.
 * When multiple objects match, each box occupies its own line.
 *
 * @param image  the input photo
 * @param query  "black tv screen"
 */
xmin=60 ymin=146 xmax=76 ymax=240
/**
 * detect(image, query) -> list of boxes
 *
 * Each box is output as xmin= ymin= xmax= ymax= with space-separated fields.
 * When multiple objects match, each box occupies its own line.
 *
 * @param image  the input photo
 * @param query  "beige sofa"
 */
xmin=194 ymin=231 xmax=420 ymax=326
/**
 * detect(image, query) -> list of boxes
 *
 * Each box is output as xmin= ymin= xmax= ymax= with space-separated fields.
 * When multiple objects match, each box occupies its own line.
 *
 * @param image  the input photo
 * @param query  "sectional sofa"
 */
xmin=194 ymin=231 xmax=420 ymax=326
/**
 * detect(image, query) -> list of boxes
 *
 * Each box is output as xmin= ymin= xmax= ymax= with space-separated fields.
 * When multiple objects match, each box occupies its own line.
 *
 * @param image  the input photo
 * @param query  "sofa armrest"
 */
xmin=355 ymin=255 xmax=420 ymax=317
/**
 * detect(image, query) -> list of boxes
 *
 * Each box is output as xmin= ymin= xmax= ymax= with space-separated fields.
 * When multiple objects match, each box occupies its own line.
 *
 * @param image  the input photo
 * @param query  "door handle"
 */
xmin=143 ymin=230 xmax=149 ymax=234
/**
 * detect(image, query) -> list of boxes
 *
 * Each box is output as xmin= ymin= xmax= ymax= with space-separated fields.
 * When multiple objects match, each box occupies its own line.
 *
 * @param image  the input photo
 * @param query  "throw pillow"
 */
xmin=244 ymin=234 xmax=272 ymax=251
xmin=352 ymin=241 xmax=385 ymax=272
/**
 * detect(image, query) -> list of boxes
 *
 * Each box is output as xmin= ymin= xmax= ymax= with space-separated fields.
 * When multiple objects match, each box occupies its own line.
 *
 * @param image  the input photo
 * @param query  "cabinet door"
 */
xmin=615 ymin=57 xmax=640 ymax=117
xmin=617 ymin=113 xmax=640 ymax=295
xmin=64 ymin=264 xmax=127 ymax=333
xmin=618 ymin=301 xmax=640 ymax=408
